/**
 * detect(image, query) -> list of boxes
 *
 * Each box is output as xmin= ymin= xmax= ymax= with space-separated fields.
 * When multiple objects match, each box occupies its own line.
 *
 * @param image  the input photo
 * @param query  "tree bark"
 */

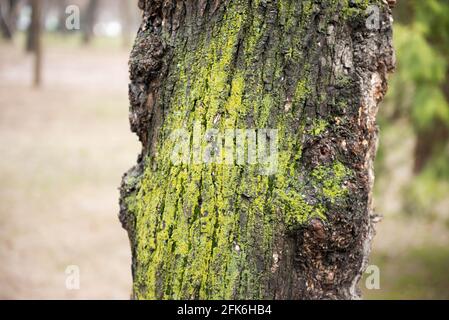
xmin=120 ymin=0 xmax=395 ymax=300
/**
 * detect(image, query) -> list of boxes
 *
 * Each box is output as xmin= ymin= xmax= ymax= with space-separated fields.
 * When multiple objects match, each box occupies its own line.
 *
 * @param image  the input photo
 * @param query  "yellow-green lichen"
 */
xmin=310 ymin=118 xmax=329 ymax=136
xmin=127 ymin=0 xmax=360 ymax=300
xmin=130 ymin=0 xmax=259 ymax=300
xmin=294 ymin=79 xmax=311 ymax=105
xmin=311 ymin=161 xmax=352 ymax=203
xmin=276 ymin=189 xmax=326 ymax=229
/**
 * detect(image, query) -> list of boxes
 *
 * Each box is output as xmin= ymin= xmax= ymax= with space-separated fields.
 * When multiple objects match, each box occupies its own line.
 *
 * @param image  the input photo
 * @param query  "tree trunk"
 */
xmin=120 ymin=0 xmax=395 ymax=300
xmin=26 ymin=0 xmax=41 ymax=52
xmin=0 ymin=0 xmax=20 ymax=40
xmin=82 ymin=0 xmax=99 ymax=44
xmin=0 ymin=1 xmax=13 ymax=39
xmin=56 ymin=0 xmax=68 ymax=33
xmin=26 ymin=0 xmax=42 ymax=87
xmin=413 ymin=36 xmax=449 ymax=173
xmin=413 ymin=120 xmax=449 ymax=173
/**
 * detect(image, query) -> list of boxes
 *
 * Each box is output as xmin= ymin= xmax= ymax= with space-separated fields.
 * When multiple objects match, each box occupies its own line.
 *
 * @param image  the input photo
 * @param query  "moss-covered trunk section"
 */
xmin=119 ymin=0 xmax=395 ymax=300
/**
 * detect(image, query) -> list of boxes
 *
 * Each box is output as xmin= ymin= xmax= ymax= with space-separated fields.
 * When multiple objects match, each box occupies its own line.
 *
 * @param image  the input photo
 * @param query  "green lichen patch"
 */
xmin=310 ymin=118 xmax=329 ymax=136
xmin=276 ymin=189 xmax=326 ymax=229
xmin=311 ymin=161 xmax=352 ymax=203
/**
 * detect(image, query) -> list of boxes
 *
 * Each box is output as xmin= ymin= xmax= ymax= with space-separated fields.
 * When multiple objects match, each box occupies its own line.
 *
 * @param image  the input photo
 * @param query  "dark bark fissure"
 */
xmin=120 ymin=0 xmax=395 ymax=300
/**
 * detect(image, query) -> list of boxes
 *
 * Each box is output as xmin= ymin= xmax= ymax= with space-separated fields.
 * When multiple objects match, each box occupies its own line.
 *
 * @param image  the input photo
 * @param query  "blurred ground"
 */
xmin=0 ymin=35 xmax=448 ymax=299
xmin=0 ymin=35 xmax=139 ymax=299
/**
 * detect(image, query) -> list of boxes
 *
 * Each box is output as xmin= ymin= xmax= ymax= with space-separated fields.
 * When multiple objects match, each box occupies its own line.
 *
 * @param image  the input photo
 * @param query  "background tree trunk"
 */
xmin=0 ymin=7 xmax=13 ymax=39
xmin=120 ymin=0 xmax=395 ymax=300
xmin=26 ymin=0 xmax=41 ymax=52
xmin=0 ymin=0 xmax=20 ymax=40
xmin=56 ymin=0 xmax=68 ymax=33
xmin=26 ymin=0 xmax=42 ymax=87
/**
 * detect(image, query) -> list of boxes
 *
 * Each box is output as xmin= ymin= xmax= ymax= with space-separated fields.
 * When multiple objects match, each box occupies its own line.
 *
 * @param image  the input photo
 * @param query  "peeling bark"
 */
xmin=120 ymin=0 xmax=395 ymax=300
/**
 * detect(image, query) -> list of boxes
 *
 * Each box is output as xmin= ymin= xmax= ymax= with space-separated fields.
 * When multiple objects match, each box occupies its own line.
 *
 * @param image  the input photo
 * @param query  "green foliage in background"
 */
xmin=388 ymin=0 xmax=449 ymax=132
xmin=378 ymin=0 xmax=449 ymax=222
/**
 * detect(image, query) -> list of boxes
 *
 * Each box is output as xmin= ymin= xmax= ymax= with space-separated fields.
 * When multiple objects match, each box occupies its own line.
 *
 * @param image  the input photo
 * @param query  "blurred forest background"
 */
xmin=0 ymin=0 xmax=448 ymax=299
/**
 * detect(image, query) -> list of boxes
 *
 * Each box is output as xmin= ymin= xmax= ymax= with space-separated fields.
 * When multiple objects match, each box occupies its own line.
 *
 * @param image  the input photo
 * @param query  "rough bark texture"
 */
xmin=120 ymin=0 xmax=395 ymax=300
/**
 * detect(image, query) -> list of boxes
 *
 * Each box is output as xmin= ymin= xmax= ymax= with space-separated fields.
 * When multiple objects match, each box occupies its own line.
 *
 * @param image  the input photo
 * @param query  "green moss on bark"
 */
xmin=122 ymin=0 xmax=395 ymax=300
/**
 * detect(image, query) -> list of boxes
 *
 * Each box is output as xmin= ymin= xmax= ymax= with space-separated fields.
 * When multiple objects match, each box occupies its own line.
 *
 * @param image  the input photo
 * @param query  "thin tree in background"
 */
xmin=26 ymin=0 xmax=39 ymax=52
xmin=56 ymin=0 xmax=68 ymax=33
xmin=29 ymin=0 xmax=42 ymax=87
xmin=0 ymin=0 xmax=21 ymax=40
xmin=82 ymin=0 xmax=99 ymax=44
